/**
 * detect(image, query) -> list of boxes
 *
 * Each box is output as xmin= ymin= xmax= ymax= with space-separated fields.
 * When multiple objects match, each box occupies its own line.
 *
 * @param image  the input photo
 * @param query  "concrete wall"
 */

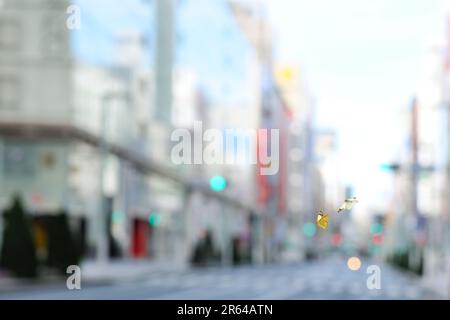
xmin=0 ymin=0 xmax=72 ymax=123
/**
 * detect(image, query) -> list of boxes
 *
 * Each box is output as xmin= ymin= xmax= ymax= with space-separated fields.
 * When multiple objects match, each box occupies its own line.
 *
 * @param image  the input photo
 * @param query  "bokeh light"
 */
xmin=112 ymin=211 xmax=125 ymax=224
xmin=209 ymin=175 xmax=227 ymax=192
xmin=303 ymin=223 xmax=316 ymax=238
xmin=347 ymin=256 xmax=361 ymax=271
xmin=148 ymin=212 xmax=161 ymax=227
xmin=331 ymin=233 xmax=343 ymax=247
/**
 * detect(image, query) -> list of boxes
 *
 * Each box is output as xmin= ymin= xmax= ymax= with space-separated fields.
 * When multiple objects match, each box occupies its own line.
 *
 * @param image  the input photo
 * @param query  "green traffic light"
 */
xmin=370 ymin=223 xmax=383 ymax=235
xmin=209 ymin=175 xmax=227 ymax=192
xmin=148 ymin=212 xmax=161 ymax=227
xmin=380 ymin=163 xmax=400 ymax=171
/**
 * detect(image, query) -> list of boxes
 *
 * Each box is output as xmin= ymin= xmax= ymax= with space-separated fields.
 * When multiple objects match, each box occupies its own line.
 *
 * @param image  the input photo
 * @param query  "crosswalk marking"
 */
xmin=385 ymin=285 xmax=402 ymax=298
xmin=136 ymin=266 xmax=417 ymax=300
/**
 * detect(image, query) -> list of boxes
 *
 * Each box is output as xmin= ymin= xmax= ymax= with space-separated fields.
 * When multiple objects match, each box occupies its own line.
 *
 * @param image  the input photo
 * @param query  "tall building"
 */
xmin=274 ymin=64 xmax=323 ymax=261
xmin=0 ymin=0 xmax=272 ymax=266
xmin=0 ymin=0 xmax=163 ymax=261
xmin=229 ymin=2 xmax=321 ymax=262
xmin=418 ymin=16 xmax=450 ymax=296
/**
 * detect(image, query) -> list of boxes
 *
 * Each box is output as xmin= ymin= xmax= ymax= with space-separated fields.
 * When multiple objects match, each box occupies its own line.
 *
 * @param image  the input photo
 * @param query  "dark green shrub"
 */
xmin=0 ymin=195 xmax=38 ymax=278
xmin=46 ymin=211 xmax=80 ymax=274
xmin=410 ymin=248 xmax=424 ymax=276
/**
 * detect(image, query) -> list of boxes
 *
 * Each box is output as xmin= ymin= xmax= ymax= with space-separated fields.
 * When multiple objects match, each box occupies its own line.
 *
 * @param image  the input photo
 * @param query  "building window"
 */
xmin=2 ymin=143 xmax=37 ymax=178
xmin=0 ymin=76 xmax=21 ymax=110
xmin=0 ymin=16 xmax=22 ymax=50
xmin=42 ymin=0 xmax=68 ymax=10
xmin=41 ymin=14 xmax=67 ymax=57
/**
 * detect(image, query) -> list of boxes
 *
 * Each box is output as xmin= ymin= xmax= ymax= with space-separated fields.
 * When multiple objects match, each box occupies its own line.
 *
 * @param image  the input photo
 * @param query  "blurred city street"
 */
xmin=1 ymin=0 xmax=450 ymax=301
xmin=0 ymin=255 xmax=442 ymax=299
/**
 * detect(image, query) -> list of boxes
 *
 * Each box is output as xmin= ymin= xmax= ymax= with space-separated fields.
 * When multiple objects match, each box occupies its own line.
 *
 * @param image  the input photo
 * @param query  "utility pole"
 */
xmin=97 ymin=92 xmax=130 ymax=264
xmin=411 ymin=97 xmax=419 ymax=219
xmin=410 ymin=97 xmax=421 ymax=270
xmin=97 ymin=95 xmax=110 ymax=264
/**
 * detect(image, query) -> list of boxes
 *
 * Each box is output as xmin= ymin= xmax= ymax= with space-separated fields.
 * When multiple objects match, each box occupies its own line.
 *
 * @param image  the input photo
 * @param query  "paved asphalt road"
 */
xmin=0 ymin=256 xmax=442 ymax=300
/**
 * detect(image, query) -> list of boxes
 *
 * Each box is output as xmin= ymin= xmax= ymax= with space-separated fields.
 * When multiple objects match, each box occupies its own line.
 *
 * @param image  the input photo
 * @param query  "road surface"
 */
xmin=0 ymin=256 xmax=441 ymax=299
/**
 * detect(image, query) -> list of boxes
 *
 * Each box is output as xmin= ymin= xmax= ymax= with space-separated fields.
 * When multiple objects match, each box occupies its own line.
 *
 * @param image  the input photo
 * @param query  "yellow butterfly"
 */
xmin=316 ymin=210 xmax=329 ymax=229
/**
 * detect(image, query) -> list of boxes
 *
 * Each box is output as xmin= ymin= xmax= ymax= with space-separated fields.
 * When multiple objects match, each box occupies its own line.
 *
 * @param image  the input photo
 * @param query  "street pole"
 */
xmin=221 ymin=203 xmax=226 ymax=266
xmin=97 ymin=95 xmax=110 ymax=264
xmin=411 ymin=98 xmax=419 ymax=219
xmin=410 ymin=98 xmax=420 ymax=270
xmin=221 ymin=202 xmax=229 ymax=266
xmin=97 ymin=92 xmax=130 ymax=264
xmin=0 ymin=140 xmax=3 ymax=251
xmin=178 ymin=187 xmax=192 ymax=266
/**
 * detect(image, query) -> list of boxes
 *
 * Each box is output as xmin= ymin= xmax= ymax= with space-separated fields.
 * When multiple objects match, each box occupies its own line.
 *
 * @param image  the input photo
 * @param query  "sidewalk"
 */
xmin=420 ymin=274 xmax=450 ymax=299
xmin=0 ymin=273 xmax=65 ymax=294
xmin=80 ymin=259 xmax=189 ymax=284
xmin=420 ymin=250 xmax=450 ymax=299
xmin=0 ymin=259 xmax=189 ymax=294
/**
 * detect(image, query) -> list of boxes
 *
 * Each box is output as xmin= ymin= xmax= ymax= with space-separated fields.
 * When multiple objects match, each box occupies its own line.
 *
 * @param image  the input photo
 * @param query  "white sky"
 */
xmin=266 ymin=0 xmax=448 ymax=211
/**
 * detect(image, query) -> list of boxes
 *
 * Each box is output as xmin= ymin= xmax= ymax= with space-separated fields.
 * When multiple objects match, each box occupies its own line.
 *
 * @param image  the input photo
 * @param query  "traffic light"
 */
xmin=372 ymin=234 xmax=384 ymax=246
xmin=331 ymin=233 xmax=343 ymax=247
xmin=209 ymin=175 xmax=227 ymax=192
xmin=370 ymin=223 xmax=383 ymax=235
xmin=379 ymin=163 xmax=400 ymax=171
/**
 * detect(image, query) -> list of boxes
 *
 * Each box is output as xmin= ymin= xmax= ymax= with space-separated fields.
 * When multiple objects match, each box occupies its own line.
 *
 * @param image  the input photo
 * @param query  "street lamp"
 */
xmin=97 ymin=92 xmax=130 ymax=264
xmin=208 ymin=175 xmax=230 ymax=266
